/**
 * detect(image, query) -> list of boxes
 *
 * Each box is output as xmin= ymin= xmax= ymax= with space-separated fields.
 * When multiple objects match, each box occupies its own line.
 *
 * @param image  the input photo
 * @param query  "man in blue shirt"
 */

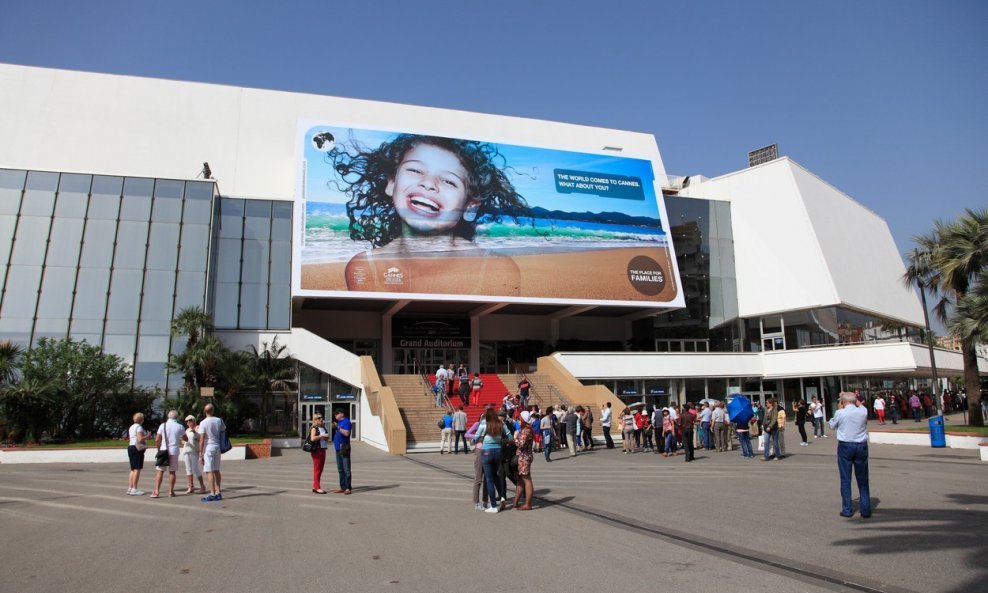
xmin=698 ymin=403 xmax=713 ymax=450
xmin=332 ymin=410 xmax=352 ymax=495
xmin=829 ymin=392 xmax=871 ymax=518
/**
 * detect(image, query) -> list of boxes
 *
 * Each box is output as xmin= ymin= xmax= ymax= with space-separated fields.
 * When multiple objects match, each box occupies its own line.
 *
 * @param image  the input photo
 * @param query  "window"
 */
xmin=0 ymin=169 xmax=26 ymax=215
xmin=151 ymin=179 xmax=184 ymax=223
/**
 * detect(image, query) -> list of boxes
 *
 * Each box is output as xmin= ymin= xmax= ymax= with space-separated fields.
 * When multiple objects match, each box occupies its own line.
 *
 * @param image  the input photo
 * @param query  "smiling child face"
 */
xmin=386 ymin=143 xmax=477 ymax=236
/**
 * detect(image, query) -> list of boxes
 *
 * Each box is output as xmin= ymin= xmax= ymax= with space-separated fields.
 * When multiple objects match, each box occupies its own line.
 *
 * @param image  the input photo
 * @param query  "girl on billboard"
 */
xmin=330 ymin=134 xmax=532 ymax=295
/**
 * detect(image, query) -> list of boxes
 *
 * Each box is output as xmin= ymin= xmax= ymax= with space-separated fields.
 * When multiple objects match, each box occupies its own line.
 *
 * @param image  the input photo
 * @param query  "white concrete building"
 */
xmin=0 ymin=63 xmax=983 ymax=451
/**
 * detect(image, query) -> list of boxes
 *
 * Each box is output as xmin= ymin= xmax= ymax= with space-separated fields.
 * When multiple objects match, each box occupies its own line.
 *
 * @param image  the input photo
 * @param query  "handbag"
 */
xmin=302 ymin=429 xmax=318 ymax=453
xmin=155 ymin=421 xmax=172 ymax=467
xmin=339 ymin=442 xmax=351 ymax=457
xmin=220 ymin=432 xmax=233 ymax=454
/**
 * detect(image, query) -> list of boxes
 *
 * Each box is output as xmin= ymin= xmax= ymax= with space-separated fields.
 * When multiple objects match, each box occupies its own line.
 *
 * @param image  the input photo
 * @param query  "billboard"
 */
xmin=295 ymin=122 xmax=683 ymax=308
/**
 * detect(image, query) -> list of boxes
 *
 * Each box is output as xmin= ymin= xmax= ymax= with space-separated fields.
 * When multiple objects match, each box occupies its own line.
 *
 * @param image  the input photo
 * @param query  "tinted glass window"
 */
xmin=140 ymin=270 xmax=175 ymax=321
xmin=175 ymin=271 xmax=206 ymax=310
xmin=244 ymin=200 xmax=271 ymax=240
xmin=241 ymin=240 xmax=269 ymax=283
xmin=88 ymin=176 xmax=123 ymax=220
xmin=178 ymin=224 xmax=209 ymax=272
xmin=46 ymin=218 xmax=84 ymax=267
xmin=0 ymin=169 xmax=26 ymax=215
xmin=213 ymin=282 xmax=240 ymax=328
xmin=80 ymin=219 xmax=117 ymax=268
xmin=183 ymin=181 xmax=213 ymax=224
xmin=146 ymin=223 xmax=180 ymax=270
xmin=113 ymin=221 xmax=149 ymax=269
xmin=120 ymin=177 xmax=154 ymax=221
xmin=37 ymin=267 xmax=77 ymax=319
xmin=11 ymin=216 xmax=51 ymax=265
xmin=217 ymin=198 xmax=244 ymax=238
xmin=215 ymin=238 xmax=242 ymax=283
xmin=73 ymin=267 xmax=110 ymax=319
xmin=239 ymin=282 xmax=268 ymax=329
xmin=271 ymin=201 xmax=292 ymax=241
xmin=107 ymin=269 xmax=144 ymax=320
xmin=1 ymin=265 xmax=42 ymax=317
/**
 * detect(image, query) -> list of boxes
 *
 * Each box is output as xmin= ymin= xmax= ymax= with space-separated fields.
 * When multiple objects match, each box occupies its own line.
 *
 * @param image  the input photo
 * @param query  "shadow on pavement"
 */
xmin=831 ymin=499 xmax=988 ymax=593
xmin=533 ymin=495 xmax=575 ymax=508
xmin=228 ymin=489 xmax=288 ymax=499
xmin=349 ymin=484 xmax=399 ymax=493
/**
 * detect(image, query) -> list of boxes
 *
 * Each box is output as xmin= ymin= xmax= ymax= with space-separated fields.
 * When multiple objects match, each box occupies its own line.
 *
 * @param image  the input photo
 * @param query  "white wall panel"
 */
xmin=683 ymin=159 xmax=839 ymax=318
xmin=683 ymin=159 xmax=923 ymax=326
xmin=0 ymin=64 xmax=666 ymax=202
xmin=791 ymin=165 xmax=924 ymax=326
xmin=554 ymin=344 xmax=974 ymax=380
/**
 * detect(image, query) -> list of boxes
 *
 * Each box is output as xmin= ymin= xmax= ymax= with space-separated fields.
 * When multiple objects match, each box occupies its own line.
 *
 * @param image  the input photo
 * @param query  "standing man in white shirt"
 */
xmin=197 ymin=403 xmax=226 ymax=502
xmin=829 ymin=392 xmax=871 ymax=518
xmin=150 ymin=410 xmax=184 ymax=498
xmin=600 ymin=402 xmax=614 ymax=449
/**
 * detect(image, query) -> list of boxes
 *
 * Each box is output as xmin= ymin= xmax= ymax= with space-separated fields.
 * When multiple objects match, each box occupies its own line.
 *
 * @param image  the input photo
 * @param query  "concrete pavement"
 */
xmin=0 ymin=437 xmax=984 ymax=593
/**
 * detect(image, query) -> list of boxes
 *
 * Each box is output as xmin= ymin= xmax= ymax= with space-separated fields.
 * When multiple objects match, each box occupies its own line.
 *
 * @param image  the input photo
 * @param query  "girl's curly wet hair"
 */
xmin=330 ymin=134 xmax=531 ymax=247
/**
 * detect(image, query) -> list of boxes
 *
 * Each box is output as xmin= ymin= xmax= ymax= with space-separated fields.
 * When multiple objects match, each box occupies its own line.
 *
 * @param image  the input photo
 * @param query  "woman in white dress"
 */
xmin=182 ymin=415 xmax=207 ymax=494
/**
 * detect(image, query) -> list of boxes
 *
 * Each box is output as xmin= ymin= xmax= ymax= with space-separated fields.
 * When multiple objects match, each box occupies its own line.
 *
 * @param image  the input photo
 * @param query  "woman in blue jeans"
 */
xmin=474 ymin=408 xmax=512 ymax=513
xmin=735 ymin=419 xmax=753 ymax=457
xmin=540 ymin=406 xmax=555 ymax=462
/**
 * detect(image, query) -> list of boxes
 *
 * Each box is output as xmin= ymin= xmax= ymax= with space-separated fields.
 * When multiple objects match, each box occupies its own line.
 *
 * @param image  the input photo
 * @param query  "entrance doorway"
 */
xmin=299 ymin=402 xmax=359 ymax=441
xmin=392 ymin=348 xmax=469 ymax=375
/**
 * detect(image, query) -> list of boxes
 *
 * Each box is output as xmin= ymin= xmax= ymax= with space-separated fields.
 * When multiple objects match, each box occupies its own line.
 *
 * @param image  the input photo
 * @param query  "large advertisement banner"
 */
xmin=296 ymin=122 xmax=683 ymax=308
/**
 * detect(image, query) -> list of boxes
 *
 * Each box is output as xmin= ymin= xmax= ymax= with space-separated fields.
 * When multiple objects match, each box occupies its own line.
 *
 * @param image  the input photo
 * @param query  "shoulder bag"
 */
xmin=302 ymin=427 xmax=318 ymax=453
xmin=220 ymin=430 xmax=233 ymax=454
xmin=155 ymin=422 xmax=171 ymax=467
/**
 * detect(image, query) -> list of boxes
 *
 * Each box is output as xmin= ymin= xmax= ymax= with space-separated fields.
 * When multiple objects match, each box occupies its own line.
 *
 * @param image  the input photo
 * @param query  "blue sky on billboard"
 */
xmin=302 ymin=125 xmax=659 ymax=218
xmin=0 ymin=0 xmax=984 ymax=263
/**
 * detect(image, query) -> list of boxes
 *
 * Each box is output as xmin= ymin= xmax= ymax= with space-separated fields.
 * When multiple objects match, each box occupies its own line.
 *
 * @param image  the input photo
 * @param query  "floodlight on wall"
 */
xmin=747 ymin=144 xmax=779 ymax=167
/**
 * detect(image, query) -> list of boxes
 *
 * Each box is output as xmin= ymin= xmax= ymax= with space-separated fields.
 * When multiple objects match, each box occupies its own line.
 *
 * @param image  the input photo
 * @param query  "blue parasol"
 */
xmin=727 ymin=395 xmax=754 ymax=424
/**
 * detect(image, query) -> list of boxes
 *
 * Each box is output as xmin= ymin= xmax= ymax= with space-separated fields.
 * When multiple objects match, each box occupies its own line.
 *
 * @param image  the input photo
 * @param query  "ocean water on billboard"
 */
xmin=302 ymin=202 xmax=669 ymax=264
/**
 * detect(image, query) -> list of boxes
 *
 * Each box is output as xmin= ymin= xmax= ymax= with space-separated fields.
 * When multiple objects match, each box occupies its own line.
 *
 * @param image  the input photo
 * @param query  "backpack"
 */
xmin=436 ymin=418 xmax=445 ymax=429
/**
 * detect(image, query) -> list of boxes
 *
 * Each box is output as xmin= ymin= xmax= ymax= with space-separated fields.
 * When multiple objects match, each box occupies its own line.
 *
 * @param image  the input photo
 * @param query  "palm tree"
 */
xmin=905 ymin=208 xmax=988 ymax=425
xmin=0 ymin=340 xmax=23 ymax=386
xmin=948 ymin=269 xmax=988 ymax=356
xmin=167 ymin=334 xmax=228 ymax=392
xmin=170 ymin=306 xmax=214 ymax=348
xmin=0 ymin=378 xmax=55 ymax=442
xmin=244 ymin=337 xmax=297 ymax=434
xmin=169 ymin=307 xmax=215 ymax=391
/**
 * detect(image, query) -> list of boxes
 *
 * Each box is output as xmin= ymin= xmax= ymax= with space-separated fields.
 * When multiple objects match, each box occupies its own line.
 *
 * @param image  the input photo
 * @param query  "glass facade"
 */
xmin=632 ymin=195 xmax=739 ymax=351
xmin=208 ymin=197 xmax=292 ymax=331
xmin=742 ymin=306 xmax=923 ymax=352
xmin=0 ymin=168 xmax=215 ymax=391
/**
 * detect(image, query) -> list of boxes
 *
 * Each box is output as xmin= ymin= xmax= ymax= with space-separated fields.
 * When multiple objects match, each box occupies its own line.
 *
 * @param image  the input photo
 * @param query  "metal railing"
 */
xmin=420 ymin=371 xmax=456 ymax=413
xmin=515 ymin=373 xmax=569 ymax=410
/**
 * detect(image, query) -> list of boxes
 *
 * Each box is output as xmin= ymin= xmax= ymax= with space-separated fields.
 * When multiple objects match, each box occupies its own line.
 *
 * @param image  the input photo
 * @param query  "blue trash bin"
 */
xmin=928 ymin=415 xmax=946 ymax=448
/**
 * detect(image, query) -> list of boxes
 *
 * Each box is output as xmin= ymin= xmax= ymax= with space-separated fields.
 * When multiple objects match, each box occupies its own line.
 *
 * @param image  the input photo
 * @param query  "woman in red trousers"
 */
xmin=309 ymin=414 xmax=331 ymax=494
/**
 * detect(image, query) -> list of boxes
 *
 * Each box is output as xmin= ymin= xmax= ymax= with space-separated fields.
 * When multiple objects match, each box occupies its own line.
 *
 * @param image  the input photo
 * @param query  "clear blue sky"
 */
xmin=1 ymin=0 xmax=985 ymax=259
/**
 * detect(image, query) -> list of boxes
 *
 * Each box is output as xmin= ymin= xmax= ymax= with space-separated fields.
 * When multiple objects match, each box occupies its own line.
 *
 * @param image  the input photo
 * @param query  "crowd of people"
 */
xmin=443 ymin=392 xmax=876 ymax=519
xmin=126 ymin=403 xmax=226 ymax=502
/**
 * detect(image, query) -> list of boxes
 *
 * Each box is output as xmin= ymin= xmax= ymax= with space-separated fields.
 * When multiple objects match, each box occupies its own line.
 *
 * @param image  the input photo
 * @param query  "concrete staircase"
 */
xmin=385 ymin=373 xmax=509 ymax=444
xmin=498 ymin=372 xmax=572 ymax=411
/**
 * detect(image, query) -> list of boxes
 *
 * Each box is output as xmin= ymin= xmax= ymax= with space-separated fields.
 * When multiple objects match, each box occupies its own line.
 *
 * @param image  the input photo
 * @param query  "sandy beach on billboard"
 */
xmin=301 ymin=246 xmax=678 ymax=302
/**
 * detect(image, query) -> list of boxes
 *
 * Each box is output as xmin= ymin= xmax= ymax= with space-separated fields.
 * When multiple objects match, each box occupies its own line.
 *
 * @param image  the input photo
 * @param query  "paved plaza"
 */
xmin=1 ymin=437 xmax=985 ymax=593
